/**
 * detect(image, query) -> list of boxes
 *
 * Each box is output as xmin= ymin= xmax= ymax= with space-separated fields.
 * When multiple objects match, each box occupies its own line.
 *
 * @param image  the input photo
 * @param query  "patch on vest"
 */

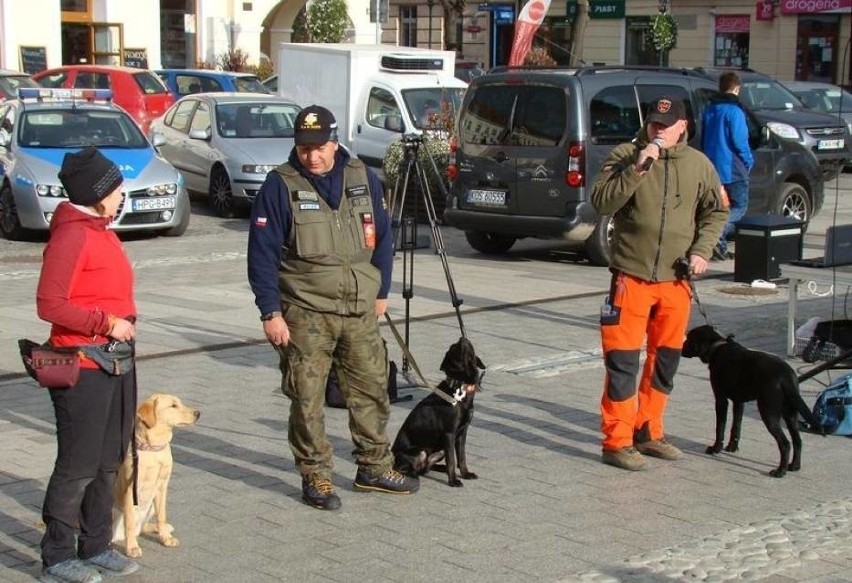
xmin=350 ymin=196 xmax=370 ymax=207
xmin=345 ymin=185 xmax=368 ymax=198
xmin=298 ymin=202 xmax=321 ymax=211
xmin=293 ymin=190 xmax=318 ymax=202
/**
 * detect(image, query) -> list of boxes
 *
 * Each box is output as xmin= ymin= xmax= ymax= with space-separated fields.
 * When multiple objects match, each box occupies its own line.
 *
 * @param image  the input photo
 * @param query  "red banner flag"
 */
xmin=508 ymin=0 xmax=552 ymax=66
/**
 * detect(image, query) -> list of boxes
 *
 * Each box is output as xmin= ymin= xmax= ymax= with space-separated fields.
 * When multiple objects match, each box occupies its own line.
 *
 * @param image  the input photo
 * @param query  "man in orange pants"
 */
xmin=591 ymin=97 xmax=728 ymax=471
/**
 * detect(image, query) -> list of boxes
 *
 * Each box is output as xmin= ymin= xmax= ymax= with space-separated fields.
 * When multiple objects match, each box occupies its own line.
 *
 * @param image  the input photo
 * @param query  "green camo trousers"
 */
xmin=275 ymin=304 xmax=392 ymax=479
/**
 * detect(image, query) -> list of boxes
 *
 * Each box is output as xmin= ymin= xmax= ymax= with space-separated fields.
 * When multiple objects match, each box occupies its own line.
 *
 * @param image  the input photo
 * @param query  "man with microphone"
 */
xmin=591 ymin=97 xmax=728 ymax=472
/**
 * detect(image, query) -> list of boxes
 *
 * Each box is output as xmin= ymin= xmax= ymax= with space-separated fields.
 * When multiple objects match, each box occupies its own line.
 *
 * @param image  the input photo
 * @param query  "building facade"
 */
xmin=383 ymin=0 xmax=851 ymax=86
xmin=0 ymin=0 xmax=848 ymax=87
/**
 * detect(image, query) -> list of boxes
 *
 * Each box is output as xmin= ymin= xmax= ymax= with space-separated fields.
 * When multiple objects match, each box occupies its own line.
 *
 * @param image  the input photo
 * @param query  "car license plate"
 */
xmin=466 ymin=189 xmax=506 ymax=206
xmin=817 ymin=139 xmax=845 ymax=150
xmin=132 ymin=196 xmax=176 ymax=211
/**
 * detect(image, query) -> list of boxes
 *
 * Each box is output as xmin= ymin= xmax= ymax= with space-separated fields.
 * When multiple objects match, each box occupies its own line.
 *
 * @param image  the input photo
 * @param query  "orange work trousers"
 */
xmin=599 ymin=271 xmax=691 ymax=450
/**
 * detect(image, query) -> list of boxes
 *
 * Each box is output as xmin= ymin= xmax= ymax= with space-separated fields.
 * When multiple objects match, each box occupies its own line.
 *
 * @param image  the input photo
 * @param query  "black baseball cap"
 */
xmin=294 ymin=105 xmax=338 ymax=146
xmin=646 ymin=97 xmax=687 ymax=127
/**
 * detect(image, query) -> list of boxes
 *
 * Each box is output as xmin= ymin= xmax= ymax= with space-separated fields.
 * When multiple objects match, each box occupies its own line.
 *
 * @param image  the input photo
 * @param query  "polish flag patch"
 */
xmin=255 ymin=216 xmax=268 ymax=228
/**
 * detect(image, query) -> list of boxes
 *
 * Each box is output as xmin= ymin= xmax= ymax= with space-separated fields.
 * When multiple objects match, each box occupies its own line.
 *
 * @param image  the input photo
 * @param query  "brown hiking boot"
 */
xmin=601 ymin=446 xmax=647 ymax=471
xmin=635 ymin=438 xmax=681 ymax=460
xmin=302 ymin=474 xmax=341 ymax=510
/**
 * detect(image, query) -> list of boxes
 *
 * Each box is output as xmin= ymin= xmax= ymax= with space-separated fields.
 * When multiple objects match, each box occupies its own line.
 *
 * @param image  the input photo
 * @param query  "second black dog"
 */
xmin=392 ymin=337 xmax=485 ymax=487
xmin=682 ymin=325 xmax=824 ymax=478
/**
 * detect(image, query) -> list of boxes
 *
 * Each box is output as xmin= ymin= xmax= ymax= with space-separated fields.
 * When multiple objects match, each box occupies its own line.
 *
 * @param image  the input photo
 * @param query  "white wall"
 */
xmin=1 ymin=0 xmax=61 ymax=70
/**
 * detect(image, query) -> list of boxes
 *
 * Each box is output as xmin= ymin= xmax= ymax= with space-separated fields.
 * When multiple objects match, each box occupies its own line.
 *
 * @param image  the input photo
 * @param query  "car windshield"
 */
xmin=0 ymin=75 xmax=39 ymax=100
xmin=796 ymin=87 xmax=852 ymax=115
xmin=216 ymin=102 xmax=300 ymax=138
xmin=402 ymin=88 xmax=466 ymax=130
xmin=233 ymin=76 xmax=270 ymax=94
xmin=133 ymin=71 xmax=171 ymax=95
xmin=740 ymin=80 xmax=804 ymax=111
xmin=18 ymin=109 xmax=148 ymax=148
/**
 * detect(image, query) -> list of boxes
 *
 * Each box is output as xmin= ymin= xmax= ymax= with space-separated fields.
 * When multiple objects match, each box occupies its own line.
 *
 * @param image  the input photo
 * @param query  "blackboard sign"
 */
xmin=124 ymin=48 xmax=148 ymax=69
xmin=19 ymin=46 xmax=47 ymax=75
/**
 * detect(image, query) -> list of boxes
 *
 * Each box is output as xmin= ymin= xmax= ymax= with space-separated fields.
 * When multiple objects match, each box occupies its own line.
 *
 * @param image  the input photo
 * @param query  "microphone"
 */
xmin=640 ymin=138 xmax=665 ymax=172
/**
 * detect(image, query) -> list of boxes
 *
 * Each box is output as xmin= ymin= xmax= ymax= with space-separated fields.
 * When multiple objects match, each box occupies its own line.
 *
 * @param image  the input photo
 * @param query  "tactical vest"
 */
xmin=275 ymin=159 xmax=380 ymax=315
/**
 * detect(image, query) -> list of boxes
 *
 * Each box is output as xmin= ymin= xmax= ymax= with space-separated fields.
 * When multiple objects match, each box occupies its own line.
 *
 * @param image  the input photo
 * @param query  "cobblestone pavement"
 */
xmin=1 ymin=177 xmax=851 ymax=582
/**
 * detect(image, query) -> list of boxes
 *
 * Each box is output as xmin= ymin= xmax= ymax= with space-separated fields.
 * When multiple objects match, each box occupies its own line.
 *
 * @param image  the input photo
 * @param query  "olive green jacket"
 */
xmin=591 ymin=131 xmax=728 ymax=282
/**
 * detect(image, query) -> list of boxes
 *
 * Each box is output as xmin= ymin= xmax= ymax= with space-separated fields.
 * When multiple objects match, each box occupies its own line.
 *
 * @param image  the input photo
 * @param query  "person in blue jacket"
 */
xmin=247 ymin=105 xmax=418 ymax=511
xmin=701 ymin=71 xmax=755 ymax=261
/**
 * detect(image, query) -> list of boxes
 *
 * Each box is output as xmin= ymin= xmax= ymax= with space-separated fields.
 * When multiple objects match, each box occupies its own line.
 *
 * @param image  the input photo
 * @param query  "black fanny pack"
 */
xmin=79 ymin=340 xmax=135 ymax=375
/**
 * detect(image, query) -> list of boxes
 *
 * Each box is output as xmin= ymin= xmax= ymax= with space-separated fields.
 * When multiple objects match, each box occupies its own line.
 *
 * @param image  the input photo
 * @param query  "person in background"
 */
xmin=247 ymin=105 xmax=419 ymax=511
xmin=591 ymin=97 xmax=728 ymax=471
xmin=37 ymin=146 xmax=140 ymax=582
xmin=701 ymin=71 xmax=754 ymax=261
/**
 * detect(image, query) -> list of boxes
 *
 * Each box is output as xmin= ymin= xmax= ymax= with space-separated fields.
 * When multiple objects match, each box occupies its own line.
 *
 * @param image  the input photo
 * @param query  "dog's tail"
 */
xmin=788 ymin=381 xmax=826 ymax=436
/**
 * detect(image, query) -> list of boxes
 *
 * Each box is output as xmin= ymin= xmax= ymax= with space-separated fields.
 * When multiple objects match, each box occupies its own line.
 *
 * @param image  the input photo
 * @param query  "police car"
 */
xmin=0 ymin=88 xmax=190 ymax=240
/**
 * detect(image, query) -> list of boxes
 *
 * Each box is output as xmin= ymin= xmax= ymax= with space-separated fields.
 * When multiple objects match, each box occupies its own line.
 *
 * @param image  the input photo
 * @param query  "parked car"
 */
xmin=0 ymin=69 xmax=39 ymax=101
xmin=32 ymin=65 xmax=173 ymax=134
xmin=152 ymin=92 xmax=300 ymax=217
xmin=261 ymin=74 xmax=278 ymax=94
xmin=155 ymin=69 xmax=270 ymax=99
xmin=0 ymin=88 xmax=190 ymax=240
xmin=454 ymin=60 xmax=485 ymax=83
xmin=783 ymin=80 xmax=852 ymax=136
xmin=692 ymin=68 xmax=851 ymax=180
xmin=446 ymin=65 xmax=824 ymax=265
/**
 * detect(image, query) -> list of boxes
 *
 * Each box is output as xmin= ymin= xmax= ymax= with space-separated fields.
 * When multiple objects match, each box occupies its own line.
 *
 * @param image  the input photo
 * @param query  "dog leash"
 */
xmin=685 ymin=272 xmax=714 ymax=327
xmin=383 ymin=313 xmax=459 ymax=406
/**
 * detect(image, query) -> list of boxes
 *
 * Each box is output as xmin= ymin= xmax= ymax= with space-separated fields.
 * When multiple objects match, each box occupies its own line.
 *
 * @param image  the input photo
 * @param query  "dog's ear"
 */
xmin=137 ymin=399 xmax=158 ymax=429
xmin=725 ymin=333 xmax=736 ymax=342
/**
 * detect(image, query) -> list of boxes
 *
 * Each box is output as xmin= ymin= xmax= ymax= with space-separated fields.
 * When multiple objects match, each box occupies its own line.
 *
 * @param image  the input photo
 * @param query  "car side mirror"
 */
xmin=188 ymin=127 xmax=211 ymax=141
xmin=150 ymin=131 xmax=166 ymax=147
xmin=760 ymin=125 xmax=773 ymax=146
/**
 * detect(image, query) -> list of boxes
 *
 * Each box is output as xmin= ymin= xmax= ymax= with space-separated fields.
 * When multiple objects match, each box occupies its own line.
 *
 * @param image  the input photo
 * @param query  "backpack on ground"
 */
xmin=324 ymin=360 xmax=403 ymax=408
xmin=811 ymin=373 xmax=852 ymax=436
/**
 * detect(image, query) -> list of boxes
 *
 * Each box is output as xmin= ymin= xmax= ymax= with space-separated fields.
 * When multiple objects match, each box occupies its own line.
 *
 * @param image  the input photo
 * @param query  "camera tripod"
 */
xmin=388 ymin=134 xmax=466 ymax=386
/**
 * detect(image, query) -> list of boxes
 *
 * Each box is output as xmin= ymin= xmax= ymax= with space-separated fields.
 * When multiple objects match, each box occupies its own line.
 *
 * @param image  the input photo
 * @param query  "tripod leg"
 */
xmin=391 ymin=154 xmax=414 ymax=252
xmin=414 ymin=154 xmax=467 ymax=338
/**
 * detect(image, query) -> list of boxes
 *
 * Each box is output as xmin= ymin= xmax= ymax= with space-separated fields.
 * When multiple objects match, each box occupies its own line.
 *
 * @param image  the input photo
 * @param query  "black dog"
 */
xmin=682 ymin=325 xmax=824 ymax=478
xmin=392 ymin=337 xmax=485 ymax=487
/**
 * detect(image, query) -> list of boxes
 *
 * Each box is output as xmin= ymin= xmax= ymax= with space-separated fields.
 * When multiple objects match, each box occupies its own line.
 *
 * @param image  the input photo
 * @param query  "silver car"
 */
xmin=152 ymin=93 xmax=300 ymax=217
xmin=783 ymin=80 xmax=852 ymax=136
xmin=0 ymin=88 xmax=190 ymax=240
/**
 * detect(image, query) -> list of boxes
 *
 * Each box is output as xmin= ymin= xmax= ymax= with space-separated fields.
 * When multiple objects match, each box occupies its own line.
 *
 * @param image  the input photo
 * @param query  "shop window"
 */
xmin=713 ymin=15 xmax=750 ymax=68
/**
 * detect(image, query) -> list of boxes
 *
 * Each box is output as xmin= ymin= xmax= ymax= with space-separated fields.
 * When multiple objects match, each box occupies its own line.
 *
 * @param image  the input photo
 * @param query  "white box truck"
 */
xmin=276 ymin=43 xmax=467 ymax=172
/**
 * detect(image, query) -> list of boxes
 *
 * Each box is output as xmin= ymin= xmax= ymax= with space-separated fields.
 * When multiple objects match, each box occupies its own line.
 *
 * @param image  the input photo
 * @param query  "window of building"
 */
xmin=713 ymin=15 xmax=750 ymax=68
xmin=400 ymin=6 xmax=417 ymax=48
xmin=625 ymin=17 xmax=666 ymax=66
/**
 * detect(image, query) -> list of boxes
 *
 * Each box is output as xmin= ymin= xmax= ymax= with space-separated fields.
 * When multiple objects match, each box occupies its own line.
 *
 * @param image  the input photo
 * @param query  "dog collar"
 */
xmin=706 ymin=339 xmax=728 ymax=359
xmin=135 ymin=438 xmax=167 ymax=452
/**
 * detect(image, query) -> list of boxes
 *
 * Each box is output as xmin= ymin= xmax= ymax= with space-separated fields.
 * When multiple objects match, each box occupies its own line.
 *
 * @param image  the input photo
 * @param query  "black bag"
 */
xmin=325 ymin=360 xmax=405 ymax=408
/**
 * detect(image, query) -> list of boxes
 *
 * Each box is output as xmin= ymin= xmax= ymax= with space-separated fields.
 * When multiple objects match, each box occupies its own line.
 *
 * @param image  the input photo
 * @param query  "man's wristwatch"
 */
xmin=260 ymin=311 xmax=282 ymax=321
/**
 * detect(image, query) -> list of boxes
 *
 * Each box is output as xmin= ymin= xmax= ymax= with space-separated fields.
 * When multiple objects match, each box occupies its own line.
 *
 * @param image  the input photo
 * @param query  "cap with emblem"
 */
xmin=645 ymin=97 xmax=687 ymax=127
xmin=58 ymin=146 xmax=124 ymax=207
xmin=294 ymin=105 xmax=338 ymax=146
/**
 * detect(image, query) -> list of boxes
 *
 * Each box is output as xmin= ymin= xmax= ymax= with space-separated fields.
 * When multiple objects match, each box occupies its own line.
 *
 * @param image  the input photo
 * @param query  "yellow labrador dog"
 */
xmin=112 ymin=393 xmax=200 ymax=558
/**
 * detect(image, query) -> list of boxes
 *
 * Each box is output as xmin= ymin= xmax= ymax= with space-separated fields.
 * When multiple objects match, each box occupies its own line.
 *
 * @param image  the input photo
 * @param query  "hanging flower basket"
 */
xmin=648 ymin=12 xmax=678 ymax=52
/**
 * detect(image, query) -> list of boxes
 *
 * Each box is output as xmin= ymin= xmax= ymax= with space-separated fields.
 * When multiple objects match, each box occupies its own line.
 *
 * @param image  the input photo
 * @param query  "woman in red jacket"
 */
xmin=37 ymin=147 xmax=139 ymax=583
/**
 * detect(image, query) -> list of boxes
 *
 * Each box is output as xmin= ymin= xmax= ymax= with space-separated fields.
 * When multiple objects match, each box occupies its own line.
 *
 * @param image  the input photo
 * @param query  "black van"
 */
xmin=445 ymin=65 xmax=825 ymax=265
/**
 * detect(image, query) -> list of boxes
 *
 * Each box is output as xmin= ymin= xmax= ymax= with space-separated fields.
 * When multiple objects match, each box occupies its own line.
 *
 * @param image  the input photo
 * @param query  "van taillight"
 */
xmin=565 ymin=142 xmax=584 ymax=188
xmin=447 ymin=136 xmax=458 ymax=182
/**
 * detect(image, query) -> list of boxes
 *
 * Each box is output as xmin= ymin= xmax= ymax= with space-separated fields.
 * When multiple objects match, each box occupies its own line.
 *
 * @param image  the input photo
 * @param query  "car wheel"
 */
xmin=0 ymin=181 xmax=26 ymax=241
xmin=584 ymin=214 xmax=613 ymax=267
xmin=772 ymin=183 xmax=811 ymax=230
xmin=464 ymin=231 xmax=516 ymax=254
xmin=209 ymin=166 xmax=235 ymax=218
xmin=162 ymin=202 xmax=190 ymax=237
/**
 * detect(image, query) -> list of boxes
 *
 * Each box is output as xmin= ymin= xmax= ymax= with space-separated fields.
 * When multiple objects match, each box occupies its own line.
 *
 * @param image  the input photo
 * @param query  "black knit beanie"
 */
xmin=58 ymin=146 xmax=124 ymax=206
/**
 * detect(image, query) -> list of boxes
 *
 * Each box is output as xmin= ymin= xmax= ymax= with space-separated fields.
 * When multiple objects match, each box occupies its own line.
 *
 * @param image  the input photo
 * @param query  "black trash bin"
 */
xmin=734 ymin=215 xmax=803 ymax=283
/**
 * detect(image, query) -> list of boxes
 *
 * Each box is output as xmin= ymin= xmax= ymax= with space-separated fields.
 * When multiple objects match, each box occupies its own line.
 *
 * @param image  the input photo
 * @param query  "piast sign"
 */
xmin=567 ymin=0 xmax=626 ymax=21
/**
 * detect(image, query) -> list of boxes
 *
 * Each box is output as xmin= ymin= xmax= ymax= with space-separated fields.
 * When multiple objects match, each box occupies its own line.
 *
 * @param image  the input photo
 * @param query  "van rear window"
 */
xmin=460 ymin=85 xmax=565 ymax=147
